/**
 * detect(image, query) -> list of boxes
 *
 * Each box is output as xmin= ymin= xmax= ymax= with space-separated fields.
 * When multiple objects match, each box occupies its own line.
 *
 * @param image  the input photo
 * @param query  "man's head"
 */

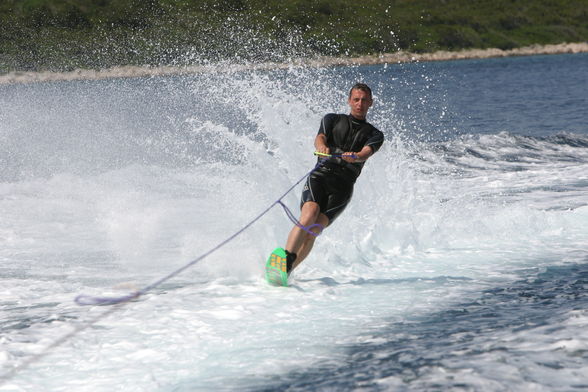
xmin=348 ymin=83 xmax=373 ymax=120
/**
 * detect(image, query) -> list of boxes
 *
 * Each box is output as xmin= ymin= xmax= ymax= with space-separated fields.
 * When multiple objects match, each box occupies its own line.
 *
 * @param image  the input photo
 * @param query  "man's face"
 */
xmin=348 ymin=89 xmax=373 ymax=120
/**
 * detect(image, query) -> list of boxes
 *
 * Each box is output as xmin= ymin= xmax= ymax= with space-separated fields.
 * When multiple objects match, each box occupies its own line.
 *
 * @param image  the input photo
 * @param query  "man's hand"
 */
xmin=341 ymin=152 xmax=359 ymax=163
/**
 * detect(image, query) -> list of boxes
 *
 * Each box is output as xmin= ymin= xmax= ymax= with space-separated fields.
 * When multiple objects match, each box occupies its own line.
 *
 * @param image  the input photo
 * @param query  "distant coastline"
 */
xmin=1 ymin=42 xmax=586 ymax=85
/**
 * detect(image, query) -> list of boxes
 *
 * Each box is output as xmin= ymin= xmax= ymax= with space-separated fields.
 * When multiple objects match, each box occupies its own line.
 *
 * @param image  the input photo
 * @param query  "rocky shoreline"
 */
xmin=1 ymin=42 xmax=586 ymax=85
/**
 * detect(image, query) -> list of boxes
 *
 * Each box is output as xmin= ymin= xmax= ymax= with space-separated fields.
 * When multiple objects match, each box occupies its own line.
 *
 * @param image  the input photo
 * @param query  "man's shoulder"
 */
xmin=355 ymin=117 xmax=381 ymax=135
xmin=322 ymin=113 xmax=344 ymax=122
xmin=319 ymin=113 xmax=345 ymax=132
xmin=367 ymin=122 xmax=382 ymax=135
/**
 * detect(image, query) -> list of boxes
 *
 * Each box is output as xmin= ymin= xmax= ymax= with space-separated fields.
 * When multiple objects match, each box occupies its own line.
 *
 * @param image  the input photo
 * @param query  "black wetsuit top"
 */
xmin=300 ymin=113 xmax=384 ymax=223
xmin=316 ymin=113 xmax=384 ymax=183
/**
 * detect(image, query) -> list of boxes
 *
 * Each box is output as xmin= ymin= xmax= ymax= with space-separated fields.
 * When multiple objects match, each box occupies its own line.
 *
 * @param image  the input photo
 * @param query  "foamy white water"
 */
xmin=1 ymin=54 xmax=588 ymax=391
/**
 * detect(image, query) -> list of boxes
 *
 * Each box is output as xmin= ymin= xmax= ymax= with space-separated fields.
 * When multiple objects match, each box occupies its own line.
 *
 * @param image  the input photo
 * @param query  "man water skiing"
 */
xmin=266 ymin=83 xmax=384 ymax=286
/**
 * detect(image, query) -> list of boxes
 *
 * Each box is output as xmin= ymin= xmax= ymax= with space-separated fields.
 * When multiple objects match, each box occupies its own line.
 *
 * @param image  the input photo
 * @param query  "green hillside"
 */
xmin=1 ymin=0 xmax=587 ymax=72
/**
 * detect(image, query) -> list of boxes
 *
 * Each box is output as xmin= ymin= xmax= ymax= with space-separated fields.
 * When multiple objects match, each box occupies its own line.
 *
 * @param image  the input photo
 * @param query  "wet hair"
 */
xmin=349 ymin=83 xmax=372 ymax=99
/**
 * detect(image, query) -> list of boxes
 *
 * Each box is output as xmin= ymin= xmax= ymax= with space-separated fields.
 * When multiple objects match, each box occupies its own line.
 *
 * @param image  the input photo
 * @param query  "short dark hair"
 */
xmin=349 ymin=83 xmax=372 ymax=99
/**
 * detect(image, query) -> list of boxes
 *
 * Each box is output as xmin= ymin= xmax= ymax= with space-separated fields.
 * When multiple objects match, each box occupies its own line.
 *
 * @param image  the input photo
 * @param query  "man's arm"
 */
xmin=342 ymin=126 xmax=384 ymax=163
xmin=342 ymin=145 xmax=373 ymax=163
xmin=314 ymin=133 xmax=329 ymax=155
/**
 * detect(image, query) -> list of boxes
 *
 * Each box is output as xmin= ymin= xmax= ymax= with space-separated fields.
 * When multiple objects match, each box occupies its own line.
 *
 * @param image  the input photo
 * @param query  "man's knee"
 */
xmin=305 ymin=213 xmax=328 ymax=238
xmin=300 ymin=202 xmax=321 ymax=224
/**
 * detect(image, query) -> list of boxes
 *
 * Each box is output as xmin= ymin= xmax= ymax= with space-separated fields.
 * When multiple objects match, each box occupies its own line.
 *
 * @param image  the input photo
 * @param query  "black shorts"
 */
xmin=301 ymin=171 xmax=354 ymax=224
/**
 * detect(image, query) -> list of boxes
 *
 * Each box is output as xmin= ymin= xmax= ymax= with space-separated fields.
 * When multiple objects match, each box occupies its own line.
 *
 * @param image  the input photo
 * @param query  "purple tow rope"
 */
xmin=75 ymin=154 xmax=337 ymax=306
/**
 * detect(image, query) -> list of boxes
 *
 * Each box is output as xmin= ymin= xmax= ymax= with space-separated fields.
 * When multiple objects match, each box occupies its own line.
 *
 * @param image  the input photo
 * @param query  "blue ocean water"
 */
xmin=0 ymin=52 xmax=587 ymax=391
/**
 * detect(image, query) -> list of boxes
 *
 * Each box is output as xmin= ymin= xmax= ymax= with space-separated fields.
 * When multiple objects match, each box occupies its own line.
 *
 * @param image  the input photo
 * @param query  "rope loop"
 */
xmin=277 ymin=201 xmax=324 ymax=237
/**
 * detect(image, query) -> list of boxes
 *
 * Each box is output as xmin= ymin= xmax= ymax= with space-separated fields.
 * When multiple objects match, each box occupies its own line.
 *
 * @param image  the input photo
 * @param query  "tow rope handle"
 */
xmin=313 ymin=151 xmax=358 ymax=159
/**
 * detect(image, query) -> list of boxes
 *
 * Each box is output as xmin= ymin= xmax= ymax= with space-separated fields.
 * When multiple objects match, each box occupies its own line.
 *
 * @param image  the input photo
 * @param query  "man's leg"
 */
xmin=285 ymin=201 xmax=329 ymax=271
xmin=292 ymin=212 xmax=329 ymax=270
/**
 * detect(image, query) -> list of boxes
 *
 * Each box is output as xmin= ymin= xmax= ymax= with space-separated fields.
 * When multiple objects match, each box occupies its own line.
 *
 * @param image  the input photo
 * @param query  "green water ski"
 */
xmin=265 ymin=247 xmax=288 ymax=287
